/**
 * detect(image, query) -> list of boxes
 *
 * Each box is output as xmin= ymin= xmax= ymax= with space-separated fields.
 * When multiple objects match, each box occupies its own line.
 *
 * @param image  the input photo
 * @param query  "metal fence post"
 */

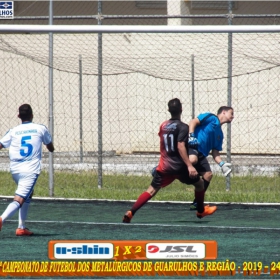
xmin=79 ymin=55 xmax=83 ymax=163
xmin=48 ymin=0 xmax=54 ymax=196
xmin=226 ymin=0 xmax=233 ymax=191
xmin=97 ymin=0 xmax=103 ymax=189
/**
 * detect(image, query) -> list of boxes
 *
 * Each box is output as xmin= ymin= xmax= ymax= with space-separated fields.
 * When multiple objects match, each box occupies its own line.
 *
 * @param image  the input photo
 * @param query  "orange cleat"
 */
xmin=123 ymin=210 xmax=133 ymax=223
xmin=16 ymin=228 xmax=34 ymax=236
xmin=197 ymin=205 xmax=217 ymax=219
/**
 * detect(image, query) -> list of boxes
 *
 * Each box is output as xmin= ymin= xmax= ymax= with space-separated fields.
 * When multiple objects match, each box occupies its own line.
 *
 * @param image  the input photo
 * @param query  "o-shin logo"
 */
xmin=54 ymin=242 xmax=113 ymax=259
xmin=0 ymin=2 xmax=13 ymax=19
xmin=146 ymin=243 xmax=205 ymax=259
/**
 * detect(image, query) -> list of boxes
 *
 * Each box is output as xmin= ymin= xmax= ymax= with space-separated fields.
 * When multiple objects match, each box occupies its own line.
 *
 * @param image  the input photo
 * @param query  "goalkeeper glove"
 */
xmin=188 ymin=133 xmax=199 ymax=149
xmin=219 ymin=161 xmax=232 ymax=177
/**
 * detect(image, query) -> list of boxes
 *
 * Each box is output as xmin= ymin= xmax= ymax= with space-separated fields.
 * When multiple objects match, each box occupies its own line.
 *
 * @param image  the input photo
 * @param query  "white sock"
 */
xmin=18 ymin=202 xmax=30 ymax=229
xmin=1 ymin=201 xmax=20 ymax=222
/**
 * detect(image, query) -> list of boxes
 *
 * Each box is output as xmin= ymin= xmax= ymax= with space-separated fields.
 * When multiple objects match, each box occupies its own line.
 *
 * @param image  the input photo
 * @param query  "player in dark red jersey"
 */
xmin=122 ymin=98 xmax=217 ymax=223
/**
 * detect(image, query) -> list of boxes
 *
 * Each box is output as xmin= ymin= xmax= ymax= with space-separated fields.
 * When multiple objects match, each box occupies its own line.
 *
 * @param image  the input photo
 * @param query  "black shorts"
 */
xmin=188 ymin=147 xmax=211 ymax=173
xmin=151 ymin=167 xmax=200 ymax=189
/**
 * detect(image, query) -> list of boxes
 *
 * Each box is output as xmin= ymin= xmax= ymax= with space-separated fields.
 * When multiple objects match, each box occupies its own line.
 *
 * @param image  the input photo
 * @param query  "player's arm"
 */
xmin=42 ymin=127 xmax=55 ymax=152
xmin=188 ymin=118 xmax=200 ymax=148
xmin=178 ymin=141 xmax=198 ymax=178
xmin=46 ymin=142 xmax=55 ymax=152
xmin=212 ymin=149 xmax=223 ymax=164
xmin=188 ymin=117 xmax=200 ymax=134
xmin=212 ymin=149 xmax=232 ymax=176
xmin=0 ymin=129 xmax=12 ymax=150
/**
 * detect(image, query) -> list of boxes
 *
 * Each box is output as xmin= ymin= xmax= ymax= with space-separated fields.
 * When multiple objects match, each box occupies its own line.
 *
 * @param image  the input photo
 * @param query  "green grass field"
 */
xmin=0 ymin=171 xmax=279 ymax=203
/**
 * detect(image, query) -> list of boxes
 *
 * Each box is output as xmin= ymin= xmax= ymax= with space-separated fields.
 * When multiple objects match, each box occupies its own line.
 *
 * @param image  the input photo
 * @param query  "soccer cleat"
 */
xmin=0 ymin=217 xmax=2 ymax=231
xmin=123 ymin=210 xmax=133 ymax=223
xmin=16 ymin=228 xmax=34 ymax=236
xmin=189 ymin=202 xmax=197 ymax=211
xmin=196 ymin=205 xmax=217 ymax=219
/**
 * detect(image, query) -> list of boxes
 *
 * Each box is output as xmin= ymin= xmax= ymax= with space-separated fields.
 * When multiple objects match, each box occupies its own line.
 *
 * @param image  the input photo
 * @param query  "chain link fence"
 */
xmin=0 ymin=1 xmax=280 ymax=198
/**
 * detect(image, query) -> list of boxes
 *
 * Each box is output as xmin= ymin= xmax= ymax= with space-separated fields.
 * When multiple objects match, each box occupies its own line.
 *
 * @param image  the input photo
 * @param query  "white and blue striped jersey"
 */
xmin=0 ymin=122 xmax=52 ymax=174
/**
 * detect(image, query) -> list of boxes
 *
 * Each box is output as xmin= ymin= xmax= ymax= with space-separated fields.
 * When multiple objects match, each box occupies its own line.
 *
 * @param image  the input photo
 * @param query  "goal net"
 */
xmin=0 ymin=25 xmax=279 ymax=202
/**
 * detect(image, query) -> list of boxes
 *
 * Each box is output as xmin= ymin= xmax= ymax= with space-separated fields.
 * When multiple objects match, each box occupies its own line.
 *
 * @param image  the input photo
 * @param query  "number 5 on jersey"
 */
xmin=20 ymin=136 xmax=33 ymax=156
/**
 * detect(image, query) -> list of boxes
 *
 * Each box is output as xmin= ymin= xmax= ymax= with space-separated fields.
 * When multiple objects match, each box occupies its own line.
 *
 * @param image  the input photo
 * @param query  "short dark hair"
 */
xmin=168 ymin=98 xmax=182 ymax=115
xmin=18 ymin=104 xmax=33 ymax=121
xmin=217 ymin=106 xmax=233 ymax=115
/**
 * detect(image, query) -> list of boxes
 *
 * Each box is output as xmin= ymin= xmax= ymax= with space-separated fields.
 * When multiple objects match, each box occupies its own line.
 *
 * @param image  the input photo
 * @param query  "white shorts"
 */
xmin=12 ymin=173 xmax=39 ymax=200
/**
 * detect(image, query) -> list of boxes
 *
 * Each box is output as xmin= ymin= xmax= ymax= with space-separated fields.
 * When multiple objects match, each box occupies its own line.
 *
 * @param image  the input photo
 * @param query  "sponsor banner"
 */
xmin=2 ymin=242 xmax=272 ymax=277
xmin=48 ymin=240 xmax=217 ymax=260
xmin=0 ymin=1 xmax=13 ymax=19
xmin=53 ymin=242 xmax=114 ymax=259
xmin=146 ymin=243 xmax=205 ymax=259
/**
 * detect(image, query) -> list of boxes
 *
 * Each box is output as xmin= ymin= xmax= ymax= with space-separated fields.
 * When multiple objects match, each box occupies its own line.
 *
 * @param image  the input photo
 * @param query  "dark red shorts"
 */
xmin=151 ymin=167 xmax=200 ymax=189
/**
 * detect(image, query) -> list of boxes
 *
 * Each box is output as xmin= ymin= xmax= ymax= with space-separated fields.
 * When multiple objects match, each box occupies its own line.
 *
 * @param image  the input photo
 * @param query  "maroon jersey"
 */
xmin=156 ymin=118 xmax=189 ymax=174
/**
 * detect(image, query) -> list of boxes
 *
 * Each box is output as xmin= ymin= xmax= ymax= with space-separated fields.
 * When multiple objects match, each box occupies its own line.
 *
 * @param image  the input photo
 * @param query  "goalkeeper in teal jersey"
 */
xmin=188 ymin=106 xmax=234 ymax=210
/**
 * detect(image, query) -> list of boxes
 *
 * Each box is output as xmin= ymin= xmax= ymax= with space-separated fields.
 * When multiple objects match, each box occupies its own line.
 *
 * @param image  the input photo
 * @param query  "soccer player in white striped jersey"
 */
xmin=0 ymin=104 xmax=54 ymax=236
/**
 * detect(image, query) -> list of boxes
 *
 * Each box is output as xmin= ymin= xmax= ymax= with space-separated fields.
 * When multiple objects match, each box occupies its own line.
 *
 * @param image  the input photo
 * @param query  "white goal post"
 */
xmin=0 ymin=24 xmax=280 ymax=33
